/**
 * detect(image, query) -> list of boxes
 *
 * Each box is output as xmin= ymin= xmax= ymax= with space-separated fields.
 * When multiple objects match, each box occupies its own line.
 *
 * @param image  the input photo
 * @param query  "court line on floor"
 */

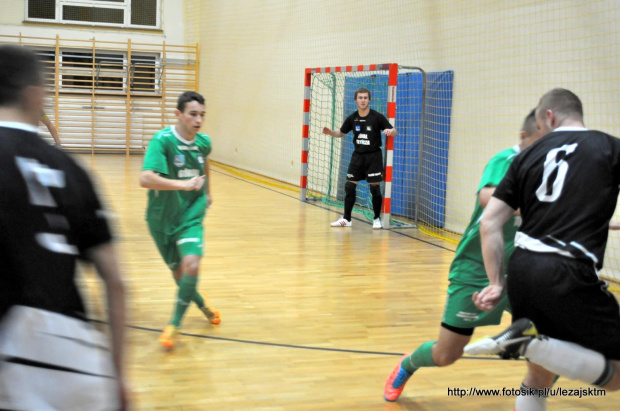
xmin=90 ymin=319 xmax=517 ymax=361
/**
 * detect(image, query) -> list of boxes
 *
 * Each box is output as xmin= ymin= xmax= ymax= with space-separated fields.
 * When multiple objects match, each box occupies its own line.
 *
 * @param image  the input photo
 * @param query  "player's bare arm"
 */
xmin=480 ymin=186 xmax=521 ymax=216
xmin=140 ymin=169 xmax=205 ymax=191
xmin=322 ymin=127 xmax=345 ymax=138
xmin=478 ymin=186 xmax=496 ymax=208
xmin=41 ymin=115 xmax=61 ymax=147
xmin=382 ymin=128 xmax=397 ymax=137
xmin=473 ymin=196 xmax=514 ymax=312
xmin=87 ymin=242 xmax=129 ymax=410
xmin=205 ymin=158 xmax=212 ymax=207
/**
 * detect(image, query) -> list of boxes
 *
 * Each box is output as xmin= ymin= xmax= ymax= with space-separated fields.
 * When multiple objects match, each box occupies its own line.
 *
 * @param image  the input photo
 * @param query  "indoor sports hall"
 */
xmin=1 ymin=1 xmax=620 ymax=409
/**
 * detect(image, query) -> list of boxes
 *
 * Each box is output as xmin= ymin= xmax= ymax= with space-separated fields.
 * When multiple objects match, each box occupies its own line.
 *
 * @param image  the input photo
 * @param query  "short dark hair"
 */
xmin=0 ymin=45 xmax=44 ymax=107
xmin=354 ymin=87 xmax=371 ymax=101
xmin=521 ymin=108 xmax=537 ymax=136
xmin=537 ymin=88 xmax=583 ymax=121
xmin=177 ymin=91 xmax=205 ymax=112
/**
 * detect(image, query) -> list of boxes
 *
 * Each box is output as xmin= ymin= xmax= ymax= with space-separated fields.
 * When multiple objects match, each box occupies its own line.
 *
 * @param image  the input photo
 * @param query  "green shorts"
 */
xmin=148 ymin=224 xmax=204 ymax=271
xmin=441 ymin=281 xmax=510 ymax=329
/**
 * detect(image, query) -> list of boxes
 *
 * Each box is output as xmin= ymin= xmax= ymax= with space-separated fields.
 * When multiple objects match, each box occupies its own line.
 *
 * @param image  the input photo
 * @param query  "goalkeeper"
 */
xmin=322 ymin=87 xmax=396 ymax=229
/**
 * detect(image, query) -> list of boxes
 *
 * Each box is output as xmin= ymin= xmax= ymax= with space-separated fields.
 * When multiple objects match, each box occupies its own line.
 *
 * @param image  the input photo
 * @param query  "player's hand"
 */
xmin=610 ymin=221 xmax=620 ymax=230
xmin=322 ymin=127 xmax=332 ymax=136
xmin=382 ymin=128 xmax=395 ymax=137
xmin=185 ymin=175 xmax=205 ymax=191
xmin=472 ymin=284 xmax=504 ymax=312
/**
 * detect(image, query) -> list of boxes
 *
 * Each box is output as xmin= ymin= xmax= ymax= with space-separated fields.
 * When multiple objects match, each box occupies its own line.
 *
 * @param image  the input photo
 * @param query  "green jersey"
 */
xmin=448 ymin=145 xmax=521 ymax=287
xmin=142 ymin=126 xmax=212 ymax=234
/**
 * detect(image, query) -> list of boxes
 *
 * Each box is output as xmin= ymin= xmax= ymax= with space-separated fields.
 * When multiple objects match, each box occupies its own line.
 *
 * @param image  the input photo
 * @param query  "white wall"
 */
xmin=0 ymin=0 xmax=184 ymax=45
xmin=187 ymin=0 xmax=620 ymax=234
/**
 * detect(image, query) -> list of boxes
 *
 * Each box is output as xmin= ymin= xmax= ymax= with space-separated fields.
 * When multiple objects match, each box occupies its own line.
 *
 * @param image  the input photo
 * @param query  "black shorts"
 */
xmin=508 ymin=248 xmax=620 ymax=360
xmin=347 ymin=150 xmax=383 ymax=183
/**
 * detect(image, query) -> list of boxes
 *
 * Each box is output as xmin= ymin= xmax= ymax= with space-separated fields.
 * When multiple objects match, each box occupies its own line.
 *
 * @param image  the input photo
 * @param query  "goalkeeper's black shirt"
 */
xmin=340 ymin=109 xmax=393 ymax=154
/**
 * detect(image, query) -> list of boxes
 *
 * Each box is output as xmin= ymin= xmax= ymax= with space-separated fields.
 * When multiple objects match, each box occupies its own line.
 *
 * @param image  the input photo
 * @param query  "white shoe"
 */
xmin=464 ymin=318 xmax=538 ymax=359
xmin=331 ymin=217 xmax=352 ymax=227
xmin=373 ymin=218 xmax=382 ymax=229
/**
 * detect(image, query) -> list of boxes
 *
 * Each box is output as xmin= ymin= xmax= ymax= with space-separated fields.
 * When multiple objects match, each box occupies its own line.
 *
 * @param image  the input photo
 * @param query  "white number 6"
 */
xmin=535 ymin=143 xmax=578 ymax=202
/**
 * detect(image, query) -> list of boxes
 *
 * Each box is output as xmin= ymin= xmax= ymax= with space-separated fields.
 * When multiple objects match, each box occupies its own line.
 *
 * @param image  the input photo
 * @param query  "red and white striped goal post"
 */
xmin=300 ymin=63 xmax=398 ymax=228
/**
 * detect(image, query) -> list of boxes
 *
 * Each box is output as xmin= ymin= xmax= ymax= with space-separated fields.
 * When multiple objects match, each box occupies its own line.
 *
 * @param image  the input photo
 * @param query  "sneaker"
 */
xmin=330 ymin=217 xmax=352 ymax=227
xmin=384 ymin=354 xmax=412 ymax=402
xmin=158 ymin=324 xmax=178 ymax=350
xmin=200 ymin=306 xmax=222 ymax=325
xmin=464 ymin=318 xmax=539 ymax=359
xmin=373 ymin=218 xmax=382 ymax=229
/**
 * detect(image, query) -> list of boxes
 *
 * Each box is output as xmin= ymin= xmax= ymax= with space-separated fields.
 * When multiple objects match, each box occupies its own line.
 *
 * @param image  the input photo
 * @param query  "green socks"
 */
xmin=170 ymin=274 xmax=198 ymax=326
xmin=192 ymin=291 xmax=205 ymax=308
xmin=172 ymin=273 xmax=205 ymax=308
xmin=402 ymin=341 xmax=437 ymax=374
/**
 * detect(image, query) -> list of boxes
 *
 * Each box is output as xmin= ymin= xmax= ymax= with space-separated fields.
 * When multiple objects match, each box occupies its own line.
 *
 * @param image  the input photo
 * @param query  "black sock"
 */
xmin=344 ymin=181 xmax=356 ymax=221
xmin=370 ymin=184 xmax=382 ymax=219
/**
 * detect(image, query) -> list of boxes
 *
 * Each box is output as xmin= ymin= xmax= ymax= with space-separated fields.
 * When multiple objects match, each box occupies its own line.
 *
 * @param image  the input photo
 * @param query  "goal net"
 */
xmin=300 ymin=64 xmax=454 ymax=231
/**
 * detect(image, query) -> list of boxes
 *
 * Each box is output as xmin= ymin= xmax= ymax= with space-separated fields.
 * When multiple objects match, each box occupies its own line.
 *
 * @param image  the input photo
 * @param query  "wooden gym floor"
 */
xmin=75 ymin=154 xmax=616 ymax=410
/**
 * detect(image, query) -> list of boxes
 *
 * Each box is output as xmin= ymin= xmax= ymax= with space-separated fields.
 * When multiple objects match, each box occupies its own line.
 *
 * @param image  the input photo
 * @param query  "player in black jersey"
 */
xmin=0 ymin=45 xmax=128 ymax=409
xmin=466 ymin=88 xmax=620 ymax=408
xmin=323 ymin=87 xmax=397 ymax=229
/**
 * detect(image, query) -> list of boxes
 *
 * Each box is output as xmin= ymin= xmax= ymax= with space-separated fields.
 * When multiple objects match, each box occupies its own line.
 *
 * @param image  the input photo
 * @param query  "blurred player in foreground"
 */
xmin=0 ymin=44 xmax=128 ymax=410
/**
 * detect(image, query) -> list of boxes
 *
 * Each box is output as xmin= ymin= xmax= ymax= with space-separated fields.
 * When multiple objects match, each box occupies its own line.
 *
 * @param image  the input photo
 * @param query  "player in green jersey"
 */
xmin=384 ymin=109 xmax=545 ymax=402
xmin=140 ymin=91 xmax=221 ymax=350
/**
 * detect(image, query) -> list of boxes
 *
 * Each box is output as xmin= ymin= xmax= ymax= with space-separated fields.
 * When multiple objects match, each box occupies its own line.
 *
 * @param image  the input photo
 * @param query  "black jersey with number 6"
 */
xmin=0 ymin=125 xmax=112 ymax=321
xmin=493 ymin=129 xmax=620 ymax=269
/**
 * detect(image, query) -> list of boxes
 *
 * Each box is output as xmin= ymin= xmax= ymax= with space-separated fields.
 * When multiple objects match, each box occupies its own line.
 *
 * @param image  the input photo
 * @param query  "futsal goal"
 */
xmin=300 ymin=63 xmax=455 ymax=231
